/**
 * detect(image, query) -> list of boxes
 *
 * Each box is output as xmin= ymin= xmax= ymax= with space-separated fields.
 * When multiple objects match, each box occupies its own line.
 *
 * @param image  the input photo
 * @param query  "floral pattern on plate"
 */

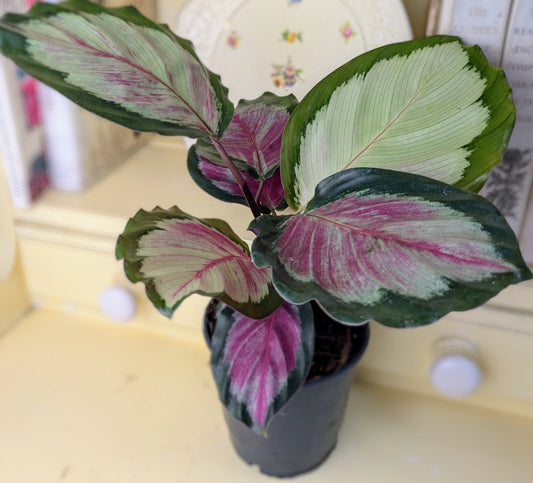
xmin=340 ymin=22 xmax=357 ymax=42
xmin=176 ymin=0 xmax=412 ymax=102
xmin=272 ymin=58 xmax=303 ymax=88
xmin=281 ymin=29 xmax=303 ymax=44
xmin=226 ymin=30 xmax=240 ymax=48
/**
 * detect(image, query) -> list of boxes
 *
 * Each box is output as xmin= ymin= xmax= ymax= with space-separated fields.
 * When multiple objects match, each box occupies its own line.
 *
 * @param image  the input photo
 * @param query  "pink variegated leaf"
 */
xmin=116 ymin=206 xmax=282 ymax=319
xmin=188 ymin=148 xmax=287 ymax=211
xmin=0 ymin=0 xmax=233 ymax=137
xmin=187 ymin=92 xmax=295 ymax=211
xmin=210 ymin=301 xmax=314 ymax=433
xmin=194 ymin=92 xmax=297 ymax=177
xmin=251 ymin=168 xmax=532 ymax=328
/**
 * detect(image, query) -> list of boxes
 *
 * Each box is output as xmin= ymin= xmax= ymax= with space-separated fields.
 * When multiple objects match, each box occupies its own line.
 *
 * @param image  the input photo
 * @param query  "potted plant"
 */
xmin=1 ymin=0 xmax=531 ymax=477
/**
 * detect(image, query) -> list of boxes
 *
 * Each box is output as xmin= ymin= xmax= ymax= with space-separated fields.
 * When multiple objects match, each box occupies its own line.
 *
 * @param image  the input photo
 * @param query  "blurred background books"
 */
xmin=428 ymin=0 xmax=533 ymax=262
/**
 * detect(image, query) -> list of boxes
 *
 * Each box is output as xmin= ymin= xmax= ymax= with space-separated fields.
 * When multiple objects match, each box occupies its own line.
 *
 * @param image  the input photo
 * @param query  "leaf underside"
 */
xmin=251 ymin=168 xmax=532 ymax=328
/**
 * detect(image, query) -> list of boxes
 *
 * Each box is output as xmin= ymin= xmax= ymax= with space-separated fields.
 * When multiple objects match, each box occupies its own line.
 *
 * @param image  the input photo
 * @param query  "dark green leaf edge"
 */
xmin=187 ymin=145 xmax=251 ymax=207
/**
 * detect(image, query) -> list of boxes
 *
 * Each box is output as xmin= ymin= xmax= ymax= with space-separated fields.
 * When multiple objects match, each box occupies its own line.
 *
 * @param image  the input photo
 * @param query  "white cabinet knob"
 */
xmin=430 ymin=339 xmax=482 ymax=398
xmin=99 ymin=285 xmax=136 ymax=322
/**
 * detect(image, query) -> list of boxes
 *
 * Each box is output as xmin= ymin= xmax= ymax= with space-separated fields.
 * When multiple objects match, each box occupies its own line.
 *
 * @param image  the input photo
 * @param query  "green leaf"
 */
xmin=116 ymin=206 xmax=282 ymax=319
xmin=282 ymin=36 xmax=515 ymax=210
xmin=251 ymin=168 xmax=532 ymax=328
xmin=0 ymin=0 xmax=233 ymax=137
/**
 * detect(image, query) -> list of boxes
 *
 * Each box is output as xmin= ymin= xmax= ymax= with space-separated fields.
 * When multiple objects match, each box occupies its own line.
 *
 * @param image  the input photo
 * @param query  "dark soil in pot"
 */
xmin=204 ymin=299 xmax=370 ymax=477
xmin=306 ymin=301 xmax=369 ymax=381
xmin=204 ymin=300 xmax=368 ymax=379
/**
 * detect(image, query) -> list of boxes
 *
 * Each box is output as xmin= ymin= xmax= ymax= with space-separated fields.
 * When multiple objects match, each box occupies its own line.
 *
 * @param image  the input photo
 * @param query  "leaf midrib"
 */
xmin=306 ymin=212 xmax=497 ymax=266
xmin=231 ymin=114 xmax=265 ymax=175
xmin=343 ymin=66 xmax=437 ymax=171
xmin=170 ymin=253 xmax=252 ymax=298
xmin=304 ymin=213 xmax=509 ymax=270
xmin=226 ymin=312 xmax=292 ymax=426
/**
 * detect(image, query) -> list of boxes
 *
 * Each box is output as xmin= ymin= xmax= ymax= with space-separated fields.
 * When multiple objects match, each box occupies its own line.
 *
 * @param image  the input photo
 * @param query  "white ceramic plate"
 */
xmin=175 ymin=0 xmax=412 ymax=102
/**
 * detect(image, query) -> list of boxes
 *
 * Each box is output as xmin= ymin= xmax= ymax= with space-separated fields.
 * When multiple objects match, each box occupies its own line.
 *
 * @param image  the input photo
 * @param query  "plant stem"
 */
xmin=210 ymin=136 xmax=262 ymax=218
xmin=255 ymin=179 xmax=265 ymax=204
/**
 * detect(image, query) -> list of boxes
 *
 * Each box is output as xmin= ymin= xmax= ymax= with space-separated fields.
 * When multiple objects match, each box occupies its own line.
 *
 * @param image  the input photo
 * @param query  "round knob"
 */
xmin=430 ymin=338 xmax=482 ymax=398
xmin=99 ymin=285 xmax=136 ymax=322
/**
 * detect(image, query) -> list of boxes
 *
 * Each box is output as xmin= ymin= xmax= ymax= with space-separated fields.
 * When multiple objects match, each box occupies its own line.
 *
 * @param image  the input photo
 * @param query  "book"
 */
xmin=426 ymin=0 xmax=512 ymax=65
xmin=501 ymin=1 xmax=533 ymax=263
xmin=518 ymin=180 xmax=533 ymax=265
xmin=0 ymin=0 xmax=49 ymax=208
xmin=481 ymin=0 xmax=533 ymax=239
xmin=428 ymin=0 xmax=533 ymax=239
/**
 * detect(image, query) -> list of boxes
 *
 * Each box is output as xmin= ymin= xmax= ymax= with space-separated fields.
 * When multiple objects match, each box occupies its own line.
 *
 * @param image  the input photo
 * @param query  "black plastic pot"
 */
xmin=223 ymin=345 xmax=367 ymax=477
xmin=204 ymin=299 xmax=370 ymax=478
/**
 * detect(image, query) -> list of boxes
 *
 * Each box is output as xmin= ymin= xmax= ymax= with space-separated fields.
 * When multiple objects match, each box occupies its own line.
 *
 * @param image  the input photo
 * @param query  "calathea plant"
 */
xmin=1 ymin=0 xmax=531 ymax=434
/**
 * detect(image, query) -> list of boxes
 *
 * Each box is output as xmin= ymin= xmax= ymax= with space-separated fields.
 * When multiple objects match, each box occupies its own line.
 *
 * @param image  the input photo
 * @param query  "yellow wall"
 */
xmin=0 ymin=155 xmax=30 ymax=333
